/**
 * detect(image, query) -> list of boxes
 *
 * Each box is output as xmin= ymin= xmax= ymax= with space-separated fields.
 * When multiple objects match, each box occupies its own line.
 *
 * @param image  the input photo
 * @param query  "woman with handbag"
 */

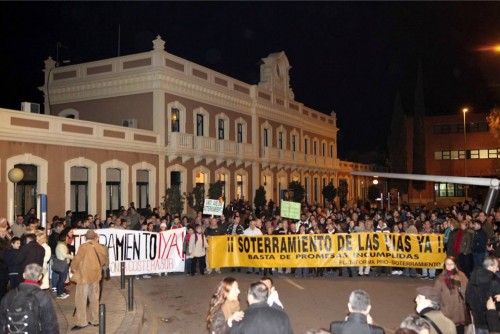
xmin=434 ymin=256 xmax=470 ymax=334
xmin=54 ymin=233 xmax=73 ymax=299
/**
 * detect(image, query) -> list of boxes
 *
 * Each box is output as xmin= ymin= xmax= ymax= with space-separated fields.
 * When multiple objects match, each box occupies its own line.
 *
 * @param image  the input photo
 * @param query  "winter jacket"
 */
xmin=188 ymin=233 xmax=207 ymax=258
xmin=418 ymin=307 xmax=457 ymax=334
xmin=3 ymin=248 xmax=20 ymax=275
xmin=0 ymin=282 xmax=59 ymax=334
xmin=471 ymin=228 xmax=488 ymax=253
xmin=434 ymin=270 xmax=469 ymax=325
xmin=465 ymin=267 xmax=498 ymax=328
xmin=330 ymin=312 xmax=385 ymax=334
xmin=230 ymin=302 xmax=292 ymax=334
xmin=18 ymin=241 xmax=45 ymax=273
xmin=71 ymin=240 xmax=108 ymax=284
xmin=446 ymin=229 xmax=473 ymax=256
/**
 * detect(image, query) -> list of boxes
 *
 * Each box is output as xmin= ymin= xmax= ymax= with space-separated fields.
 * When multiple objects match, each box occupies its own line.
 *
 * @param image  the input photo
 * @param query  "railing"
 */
xmin=0 ymin=108 xmax=161 ymax=153
xmin=194 ymin=136 xmax=216 ymax=153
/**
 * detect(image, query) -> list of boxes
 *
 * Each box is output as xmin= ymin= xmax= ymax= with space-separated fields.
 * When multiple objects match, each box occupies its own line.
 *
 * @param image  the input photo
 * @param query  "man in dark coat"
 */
xmin=17 ymin=233 xmax=45 ymax=273
xmin=330 ymin=289 xmax=385 ymax=334
xmin=471 ymin=221 xmax=488 ymax=269
xmin=0 ymin=263 xmax=59 ymax=333
xmin=230 ymin=282 xmax=292 ymax=334
xmin=466 ymin=256 xmax=499 ymax=334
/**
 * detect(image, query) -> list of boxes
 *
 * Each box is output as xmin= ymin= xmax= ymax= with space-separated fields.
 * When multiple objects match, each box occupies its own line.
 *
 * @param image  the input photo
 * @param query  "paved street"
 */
xmin=135 ymin=272 xmax=434 ymax=334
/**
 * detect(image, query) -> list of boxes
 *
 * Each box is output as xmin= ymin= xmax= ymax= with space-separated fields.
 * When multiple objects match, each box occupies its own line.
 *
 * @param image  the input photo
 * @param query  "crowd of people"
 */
xmin=206 ymin=255 xmax=499 ymax=334
xmin=0 ymin=212 xmax=108 ymax=332
xmin=0 ymin=196 xmax=498 ymax=332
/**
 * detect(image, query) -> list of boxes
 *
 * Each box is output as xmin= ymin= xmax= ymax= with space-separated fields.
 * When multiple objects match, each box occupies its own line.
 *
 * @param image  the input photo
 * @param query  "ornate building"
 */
xmin=0 ymin=36 xmax=372 ymax=222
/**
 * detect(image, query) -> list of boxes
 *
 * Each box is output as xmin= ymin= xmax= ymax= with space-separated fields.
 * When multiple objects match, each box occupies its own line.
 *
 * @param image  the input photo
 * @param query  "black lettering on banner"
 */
xmin=149 ymin=234 xmax=157 ymax=259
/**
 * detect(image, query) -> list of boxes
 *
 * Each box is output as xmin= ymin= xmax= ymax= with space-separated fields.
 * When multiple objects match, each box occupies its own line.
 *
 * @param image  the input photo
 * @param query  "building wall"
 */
xmin=406 ymin=113 xmax=499 ymax=205
xmin=51 ymin=93 xmax=154 ymax=130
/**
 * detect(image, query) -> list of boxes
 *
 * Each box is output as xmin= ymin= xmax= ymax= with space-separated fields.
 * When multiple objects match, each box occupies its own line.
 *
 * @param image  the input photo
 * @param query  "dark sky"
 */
xmin=1 ymin=2 xmax=499 ymax=160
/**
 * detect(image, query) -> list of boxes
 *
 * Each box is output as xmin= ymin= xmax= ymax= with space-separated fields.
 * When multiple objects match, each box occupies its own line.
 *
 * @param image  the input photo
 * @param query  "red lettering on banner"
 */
xmin=158 ymin=232 xmax=182 ymax=259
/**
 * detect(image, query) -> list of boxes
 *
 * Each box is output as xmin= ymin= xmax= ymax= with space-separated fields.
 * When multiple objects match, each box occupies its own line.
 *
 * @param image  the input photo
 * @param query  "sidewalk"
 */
xmin=54 ymin=277 xmax=143 ymax=333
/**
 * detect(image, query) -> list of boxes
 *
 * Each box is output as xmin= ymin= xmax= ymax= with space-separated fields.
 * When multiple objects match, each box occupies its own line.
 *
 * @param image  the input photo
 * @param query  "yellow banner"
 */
xmin=208 ymin=233 xmax=446 ymax=269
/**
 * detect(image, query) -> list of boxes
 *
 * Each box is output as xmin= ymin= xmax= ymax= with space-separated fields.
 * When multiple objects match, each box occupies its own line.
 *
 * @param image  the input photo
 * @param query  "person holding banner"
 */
xmin=205 ymin=218 xmax=223 ymax=275
xmin=189 ymin=225 xmax=208 ymax=276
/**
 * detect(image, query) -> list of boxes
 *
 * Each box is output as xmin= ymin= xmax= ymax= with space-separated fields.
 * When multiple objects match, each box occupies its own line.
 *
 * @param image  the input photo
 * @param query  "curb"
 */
xmin=113 ymin=277 xmax=144 ymax=333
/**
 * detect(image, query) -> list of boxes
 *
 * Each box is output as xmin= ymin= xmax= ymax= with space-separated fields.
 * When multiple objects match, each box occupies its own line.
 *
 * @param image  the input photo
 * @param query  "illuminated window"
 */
xmin=479 ymin=150 xmax=488 ymax=159
xmin=434 ymin=152 xmax=442 ymax=160
xmin=171 ymin=108 xmax=180 ymax=132
xmin=435 ymin=183 xmax=464 ymax=197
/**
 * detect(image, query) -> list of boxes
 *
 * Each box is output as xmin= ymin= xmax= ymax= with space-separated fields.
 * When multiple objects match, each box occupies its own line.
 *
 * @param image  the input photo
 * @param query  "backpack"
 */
xmin=4 ymin=287 xmax=41 ymax=334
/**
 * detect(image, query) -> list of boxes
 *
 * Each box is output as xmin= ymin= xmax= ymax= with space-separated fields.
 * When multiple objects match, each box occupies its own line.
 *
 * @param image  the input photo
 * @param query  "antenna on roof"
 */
xmin=117 ymin=24 xmax=121 ymax=57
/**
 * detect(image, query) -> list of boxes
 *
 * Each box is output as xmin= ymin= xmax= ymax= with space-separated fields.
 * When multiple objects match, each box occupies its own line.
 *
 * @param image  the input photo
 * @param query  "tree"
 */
xmin=412 ymin=61 xmax=427 ymax=193
xmin=254 ymin=186 xmax=267 ymax=210
xmin=338 ymin=180 xmax=348 ymax=208
xmin=208 ymin=181 xmax=224 ymax=200
xmin=388 ymin=92 xmax=408 ymax=193
xmin=322 ymin=182 xmax=337 ymax=204
xmin=288 ymin=181 xmax=305 ymax=203
xmin=368 ymin=185 xmax=381 ymax=202
xmin=186 ymin=184 xmax=205 ymax=213
xmin=162 ymin=184 xmax=185 ymax=216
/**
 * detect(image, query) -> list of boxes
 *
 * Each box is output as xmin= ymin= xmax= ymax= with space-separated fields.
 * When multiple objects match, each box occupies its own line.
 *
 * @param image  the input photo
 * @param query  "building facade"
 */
xmin=0 ymin=36 xmax=373 ymax=222
xmin=406 ymin=112 xmax=500 ymax=205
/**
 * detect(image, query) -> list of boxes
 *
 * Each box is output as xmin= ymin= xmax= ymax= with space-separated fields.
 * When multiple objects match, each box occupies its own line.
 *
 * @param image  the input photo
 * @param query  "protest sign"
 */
xmin=203 ymin=198 xmax=224 ymax=216
xmin=73 ymin=228 xmax=185 ymax=276
xmin=280 ymin=200 xmax=301 ymax=220
xmin=207 ymin=232 xmax=446 ymax=269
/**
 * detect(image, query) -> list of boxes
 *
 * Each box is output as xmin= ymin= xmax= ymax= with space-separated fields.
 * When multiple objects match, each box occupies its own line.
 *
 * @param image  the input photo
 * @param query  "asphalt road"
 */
xmin=135 ymin=272 xmax=434 ymax=334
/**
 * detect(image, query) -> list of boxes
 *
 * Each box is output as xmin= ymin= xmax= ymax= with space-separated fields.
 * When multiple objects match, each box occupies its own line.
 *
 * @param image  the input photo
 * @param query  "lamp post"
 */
xmin=462 ymin=107 xmax=468 ymax=200
xmin=8 ymin=167 xmax=24 ymax=222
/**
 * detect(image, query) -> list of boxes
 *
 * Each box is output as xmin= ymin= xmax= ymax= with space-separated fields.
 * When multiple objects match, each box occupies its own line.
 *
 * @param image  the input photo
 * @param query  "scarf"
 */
xmin=453 ymin=229 xmax=463 ymax=255
xmin=194 ymin=232 xmax=205 ymax=247
xmin=443 ymin=269 xmax=459 ymax=290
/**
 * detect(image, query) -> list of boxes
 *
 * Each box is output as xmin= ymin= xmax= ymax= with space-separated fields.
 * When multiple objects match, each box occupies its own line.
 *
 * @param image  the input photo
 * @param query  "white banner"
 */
xmin=202 ymin=199 xmax=224 ymax=216
xmin=73 ymin=228 xmax=186 ymax=276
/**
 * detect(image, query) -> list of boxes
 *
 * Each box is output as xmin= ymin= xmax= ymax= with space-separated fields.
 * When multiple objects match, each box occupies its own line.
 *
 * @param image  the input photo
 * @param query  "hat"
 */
xmin=85 ymin=229 xmax=98 ymax=240
xmin=416 ymin=286 xmax=441 ymax=304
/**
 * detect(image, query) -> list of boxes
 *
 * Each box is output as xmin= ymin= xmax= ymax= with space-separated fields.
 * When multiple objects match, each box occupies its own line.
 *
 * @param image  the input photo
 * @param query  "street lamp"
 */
xmin=462 ymin=107 xmax=469 ymax=200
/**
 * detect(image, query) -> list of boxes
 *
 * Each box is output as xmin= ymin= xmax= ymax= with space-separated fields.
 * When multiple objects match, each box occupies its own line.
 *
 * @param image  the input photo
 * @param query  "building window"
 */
xmin=218 ymin=173 xmax=226 ymax=196
xmin=218 ymin=118 xmax=225 ymax=140
xmin=70 ymin=166 xmax=88 ymax=219
xmin=14 ymin=164 xmax=37 ymax=217
xmin=170 ymin=171 xmax=181 ymax=187
xmin=196 ymin=114 xmax=204 ymax=136
xmin=237 ymin=123 xmax=243 ymax=143
xmin=489 ymin=149 xmax=498 ymax=159
xmin=435 ymin=183 xmax=464 ymax=197
xmin=278 ymin=132 xmax=283 ymax=150
xmin=479 ymin=149 xmax=488 ymax=159
xmin=236 ymin=174 xmax=243 ymax=199
xmin=171 ymin=108 xmax=180 ymax=132
xmin=313 ymin=177 xmax=318 ymax=202
xmin=304 ymin=138 xmax=309 ymax=154
xmin=313 ymin=141 xmax=317 ymax=155
xmin=292 ymin=135 xmax=296 ymax=152
xmin=322 ymin=143 xmax=326 ymax=157
xmin=263 ymin=128 xmax=269 ymax=147
xmin=330 ymin=144 xmax=334 ymax=158
xmin=136 ymin=170 xmax=149 ymax=210
xmin=470 ymin=150 xmax=479 ymax=159
xmin=106 ymin=168 xmax=121 ymax=215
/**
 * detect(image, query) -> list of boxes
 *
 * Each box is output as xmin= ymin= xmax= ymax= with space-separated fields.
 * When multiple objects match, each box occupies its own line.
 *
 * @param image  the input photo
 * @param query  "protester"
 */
xmin=0 ymin=263 xmax=59 ymax=333
xmin=35 ymin=231 xmax=51 ymax=291
xmin=54 ymin=233 xmax=72 ymax=299
xmin=414 ymin=286 xmax=457 ymax=334
xmin=205 ymin=218 xmax=223 ymax=274
xmin=189 ymin=224 xmax=208 ymax=276
xmin=485 ymin=280 xmax=500 ymax=332
xmin=465 ymin=256 xmax=499 ymax=334
xmin=70 ymin=229 xmax=108 ymax=330
xmin=398 ymin=314 xmax=430 ymax=334
xmin=206 ymin=277 xmax=243 ymax=334
xmin=330 ymin=289 xmax=385 ymax=334
xmin=17 ymin=233 xmax=45 ymax=273
xmin=4 ymin=237 xmax=21 ymax=289
xmin=471 ymin=221 xmax=488 ymax=269
xmin=433 ymin=256 xmax=469 ymax=334
xmin=260 ymin=276 xmax=284 ymax=309
xmin=446 ymin=221 xmax=473 ymax=278
xmin=229 ymin=282 xmax=292 ymax=334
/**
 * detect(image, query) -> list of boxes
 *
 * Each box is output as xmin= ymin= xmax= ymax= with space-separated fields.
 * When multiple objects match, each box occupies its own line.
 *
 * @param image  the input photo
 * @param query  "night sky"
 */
xmin=1 ymin=2 xmax=499 ymax=161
